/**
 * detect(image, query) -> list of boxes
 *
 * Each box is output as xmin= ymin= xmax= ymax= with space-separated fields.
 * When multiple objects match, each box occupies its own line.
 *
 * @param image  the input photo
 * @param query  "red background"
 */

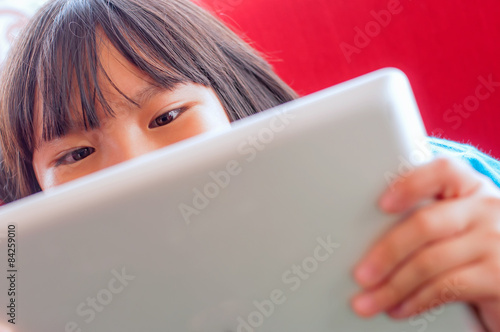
xmin=202 ymin=0 xmax=500 ymax=159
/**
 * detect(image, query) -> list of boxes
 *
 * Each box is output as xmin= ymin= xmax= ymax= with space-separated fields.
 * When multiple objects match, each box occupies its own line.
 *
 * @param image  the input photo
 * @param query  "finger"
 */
xmin=385 ymin=262 xmax=496 ymax=319
xmin=352 ymin=229 xmax=485 ymax=317
xmin=355 ymin=197 xmax=476 ymax=288
xmin=379 ymin=157 xmax=484 ymax=214
xmin=0 ymin=325 xmax=12 ymax=332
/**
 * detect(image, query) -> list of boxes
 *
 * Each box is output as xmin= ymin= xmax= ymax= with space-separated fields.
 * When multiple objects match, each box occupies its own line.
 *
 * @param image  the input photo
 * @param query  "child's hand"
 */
xmin=0 ymin=324 xmax=12 ymax=332
xmin=351 ymin=156 xmax=500 ymax=331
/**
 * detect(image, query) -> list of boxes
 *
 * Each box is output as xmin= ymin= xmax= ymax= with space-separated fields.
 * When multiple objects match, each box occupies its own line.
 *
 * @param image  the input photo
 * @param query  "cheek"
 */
xmin=167 ymin=107 xmax=231 ymax=142
xmin=33 ymin=155 xmax=92 ymax=190
xmin=33 ymin=165 xmax=71 ymax=190
xmin=193 ymin=102 xmax=232 ymax=132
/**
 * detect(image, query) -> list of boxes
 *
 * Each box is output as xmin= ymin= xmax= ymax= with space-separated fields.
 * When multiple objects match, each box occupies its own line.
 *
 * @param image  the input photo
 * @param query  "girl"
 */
xmin=1 ymin=0 xmax=500 ymax=330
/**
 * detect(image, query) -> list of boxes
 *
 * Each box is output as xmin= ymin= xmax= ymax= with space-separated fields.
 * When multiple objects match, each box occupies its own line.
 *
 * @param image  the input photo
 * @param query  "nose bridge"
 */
xmin=101 ymin=120 xmax=158 ymax=165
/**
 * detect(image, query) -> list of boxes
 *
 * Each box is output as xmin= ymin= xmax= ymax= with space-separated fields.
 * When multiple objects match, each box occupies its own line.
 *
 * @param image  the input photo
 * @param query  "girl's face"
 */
xmin=32 ymin=38 xmax=231 ymax=190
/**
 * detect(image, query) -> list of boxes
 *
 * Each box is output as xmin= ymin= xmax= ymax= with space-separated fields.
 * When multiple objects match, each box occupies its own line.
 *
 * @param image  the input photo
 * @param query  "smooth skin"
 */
xmin=4 ymin=36 xmax=500 ymax=332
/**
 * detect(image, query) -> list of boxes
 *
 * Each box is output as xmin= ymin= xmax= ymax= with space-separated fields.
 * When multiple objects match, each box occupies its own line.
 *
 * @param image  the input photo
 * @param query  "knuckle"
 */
xmin=384 ymin=236 xmax=407 ymax=262
xmin=412 ymin=251 xmax=437 ymax=277
xmin=477 ymin=197 xmax=500 ymax=234
xmin=414 ymin=209 xmax=439 ymax=235
xmin=487 ymin=259 xmax=500 ymax=280
xmin=487 ymin=223 xmax=500 ymax=241
xmin=484 ymin=248 xmax=500 ymax=274
xmin=384 ymin=283 xmax=404 ymax=305
xmin=481 ymin=196 xmax=500 ymax=212
xmin=434 ymin=157 xmax=456 ymax=173
xmin=375 ymin=243 xmax=399 ymax=266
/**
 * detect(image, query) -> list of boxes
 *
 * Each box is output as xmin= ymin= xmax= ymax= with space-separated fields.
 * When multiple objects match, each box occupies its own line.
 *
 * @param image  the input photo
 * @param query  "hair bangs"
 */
xmin=36 ymin=0 xmax=204 ymax=145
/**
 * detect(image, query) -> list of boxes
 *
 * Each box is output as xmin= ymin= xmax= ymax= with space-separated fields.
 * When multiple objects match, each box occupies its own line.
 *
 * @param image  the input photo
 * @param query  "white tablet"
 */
xmin=0 ymin=68 xmax=480 ymax=331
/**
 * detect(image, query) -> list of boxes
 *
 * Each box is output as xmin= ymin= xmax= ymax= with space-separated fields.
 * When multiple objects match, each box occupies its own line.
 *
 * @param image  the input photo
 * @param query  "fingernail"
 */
xmin=353 ymin=294 xmax=378 ymax=316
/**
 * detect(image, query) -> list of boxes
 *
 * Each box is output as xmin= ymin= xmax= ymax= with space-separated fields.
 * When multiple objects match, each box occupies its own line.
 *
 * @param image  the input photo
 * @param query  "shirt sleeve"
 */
xmin=426 ymin=137 xmax=500 ymax=188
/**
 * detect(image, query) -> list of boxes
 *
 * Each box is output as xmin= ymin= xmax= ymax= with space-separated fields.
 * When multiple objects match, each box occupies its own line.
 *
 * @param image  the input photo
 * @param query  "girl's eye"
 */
xmin=55 ymin=147 xmax=96 ymax=166
xmin=149 ymin=109 xmax=183 ymax=129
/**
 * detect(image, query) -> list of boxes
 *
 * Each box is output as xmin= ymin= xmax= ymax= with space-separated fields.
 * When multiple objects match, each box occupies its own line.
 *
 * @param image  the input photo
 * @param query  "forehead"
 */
xmin=98 ymin=36 xmax=154 ymax=103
